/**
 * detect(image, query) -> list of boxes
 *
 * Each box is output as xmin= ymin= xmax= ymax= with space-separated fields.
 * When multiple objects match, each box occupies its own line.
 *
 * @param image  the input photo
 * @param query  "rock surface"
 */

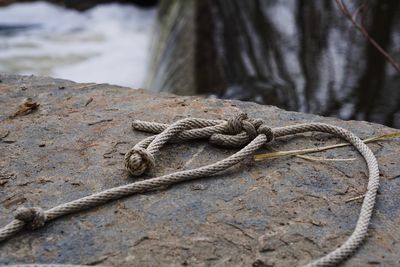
xmin=0 ymin=74 xmax=399 ymax=266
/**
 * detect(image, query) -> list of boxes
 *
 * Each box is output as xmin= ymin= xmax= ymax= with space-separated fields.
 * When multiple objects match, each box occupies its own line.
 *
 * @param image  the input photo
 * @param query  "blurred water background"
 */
xmin=0 ymin=1 xmax=155 ymax=87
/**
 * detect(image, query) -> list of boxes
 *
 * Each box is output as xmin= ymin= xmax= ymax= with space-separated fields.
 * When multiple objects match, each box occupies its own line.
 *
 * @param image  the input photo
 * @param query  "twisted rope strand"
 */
xmin=0 ymin=113 xmax=379 ymax=267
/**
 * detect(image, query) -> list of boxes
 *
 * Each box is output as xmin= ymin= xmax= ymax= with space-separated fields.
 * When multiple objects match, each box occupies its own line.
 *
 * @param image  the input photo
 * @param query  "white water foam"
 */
xmin=0 ymin=1 xmax=156 ymax=87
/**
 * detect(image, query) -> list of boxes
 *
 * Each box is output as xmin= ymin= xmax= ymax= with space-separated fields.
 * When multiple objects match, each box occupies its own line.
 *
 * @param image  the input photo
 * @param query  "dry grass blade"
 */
xmin=362 ymin=132 xmax=400 ymax=143
xmin=254 ymin=132 xmax=400 ymax=161
xmin=346 ymin=194 xmax=366 ymax=203
xmin=296 ymin=155 xmax=356 ymax=162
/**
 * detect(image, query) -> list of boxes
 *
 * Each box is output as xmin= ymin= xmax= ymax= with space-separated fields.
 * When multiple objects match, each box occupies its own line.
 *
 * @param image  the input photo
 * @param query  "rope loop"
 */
xmin=258 ymin=124 xmax=274 ymax=143
xmin=14 ymin=207 xmax=47 ymax=229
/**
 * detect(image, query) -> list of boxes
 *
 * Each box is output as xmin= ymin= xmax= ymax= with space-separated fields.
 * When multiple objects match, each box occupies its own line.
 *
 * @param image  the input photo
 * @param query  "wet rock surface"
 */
xmin=0 ymin=74 xmax=399 ymax=266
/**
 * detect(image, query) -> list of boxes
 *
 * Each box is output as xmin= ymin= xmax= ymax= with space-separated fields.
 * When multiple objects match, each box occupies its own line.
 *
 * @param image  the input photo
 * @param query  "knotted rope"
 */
xmin=0 ymin=113 xmax=380 ymax=267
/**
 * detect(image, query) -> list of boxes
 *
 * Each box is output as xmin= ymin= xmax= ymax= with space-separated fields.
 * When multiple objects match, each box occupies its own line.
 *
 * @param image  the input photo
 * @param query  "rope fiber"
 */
xmin=0 ymin=113 xmax=380 ymax=267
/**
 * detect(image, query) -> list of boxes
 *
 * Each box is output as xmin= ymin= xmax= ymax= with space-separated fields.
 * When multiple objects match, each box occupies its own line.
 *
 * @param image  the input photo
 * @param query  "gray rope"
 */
xmin=0 ymin=113 xmax=379 ymax=267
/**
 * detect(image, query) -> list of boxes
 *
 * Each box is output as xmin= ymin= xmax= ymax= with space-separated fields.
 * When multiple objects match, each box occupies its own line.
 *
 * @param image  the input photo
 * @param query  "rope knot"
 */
xmin=124 ymin=146 xmax=155 ymax=176
xmin=226 ymin=113 xmax=248 ymax=134
xmin=227 ymin=113 xmax=261 ymax=139
xmin=14 ymin=207 xmax=47 ymax=229
xmin=211 ymin=113 xmax=274 ymax=147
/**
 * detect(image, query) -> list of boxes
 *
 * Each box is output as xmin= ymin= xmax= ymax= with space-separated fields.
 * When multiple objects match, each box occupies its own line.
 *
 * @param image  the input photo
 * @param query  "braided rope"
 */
xmin=0 ymin=113 xmax=379 ymax=267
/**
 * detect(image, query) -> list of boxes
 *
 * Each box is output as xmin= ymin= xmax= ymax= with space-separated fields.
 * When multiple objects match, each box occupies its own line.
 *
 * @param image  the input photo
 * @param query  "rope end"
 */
xmin=124 ymin=147 xmax=155 ymax=176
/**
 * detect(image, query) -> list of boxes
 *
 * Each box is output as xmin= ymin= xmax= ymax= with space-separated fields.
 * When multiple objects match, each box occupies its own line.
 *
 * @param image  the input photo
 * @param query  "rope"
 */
xmin=0 ymin=113 xmax=380 ymax=267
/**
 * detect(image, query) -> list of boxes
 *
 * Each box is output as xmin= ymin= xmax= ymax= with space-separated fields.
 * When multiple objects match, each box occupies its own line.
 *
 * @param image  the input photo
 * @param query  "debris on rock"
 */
xmin=11 ymin=98 xmax=39 ymax=118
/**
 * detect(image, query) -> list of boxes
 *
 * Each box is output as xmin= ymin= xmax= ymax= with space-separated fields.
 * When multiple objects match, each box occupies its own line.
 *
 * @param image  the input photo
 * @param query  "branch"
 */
xmin=335 ymin=0 xmax=400 ymax=73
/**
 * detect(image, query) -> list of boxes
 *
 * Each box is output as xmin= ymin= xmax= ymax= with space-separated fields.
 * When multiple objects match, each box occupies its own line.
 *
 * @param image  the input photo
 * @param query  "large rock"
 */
xmin=0 ymin=74 xmax=399 ymax=266
xmin=146 ymin=0 xmax=400 ymax=128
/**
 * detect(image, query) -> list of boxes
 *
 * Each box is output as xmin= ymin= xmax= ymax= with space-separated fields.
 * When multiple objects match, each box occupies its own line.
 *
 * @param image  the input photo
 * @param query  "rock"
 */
xmin=146 ymin=0 xmax=400 ymax=127
xmin=0 ymin=74 xmax=399 ymax=266
xmin=147 ymin=0 xmax=197 ymax=95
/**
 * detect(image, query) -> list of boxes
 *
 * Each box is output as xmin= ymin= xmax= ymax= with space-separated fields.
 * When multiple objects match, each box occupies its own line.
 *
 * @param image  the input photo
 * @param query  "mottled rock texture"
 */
xmin=0 ymin=74 xmax=399 ymax=266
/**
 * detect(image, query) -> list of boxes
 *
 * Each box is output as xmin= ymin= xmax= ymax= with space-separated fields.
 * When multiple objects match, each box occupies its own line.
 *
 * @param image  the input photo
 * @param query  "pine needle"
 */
xmin=254 ymin=132 xmax=400 ymax=161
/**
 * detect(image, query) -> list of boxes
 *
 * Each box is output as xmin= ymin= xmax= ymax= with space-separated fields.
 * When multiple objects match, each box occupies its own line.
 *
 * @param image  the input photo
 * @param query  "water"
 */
xmin=147 ymin=0 xmax=400 ymax=128
xmin=0 ymin=1 xmax=156 ymax=87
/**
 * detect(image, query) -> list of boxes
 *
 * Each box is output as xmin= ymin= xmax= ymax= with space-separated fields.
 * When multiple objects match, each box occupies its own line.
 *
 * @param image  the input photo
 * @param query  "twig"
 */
xmin=87 ymin=118 xmax=113 ymax=126
xmin=335 ymin=0 xmax=400 ymax=73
